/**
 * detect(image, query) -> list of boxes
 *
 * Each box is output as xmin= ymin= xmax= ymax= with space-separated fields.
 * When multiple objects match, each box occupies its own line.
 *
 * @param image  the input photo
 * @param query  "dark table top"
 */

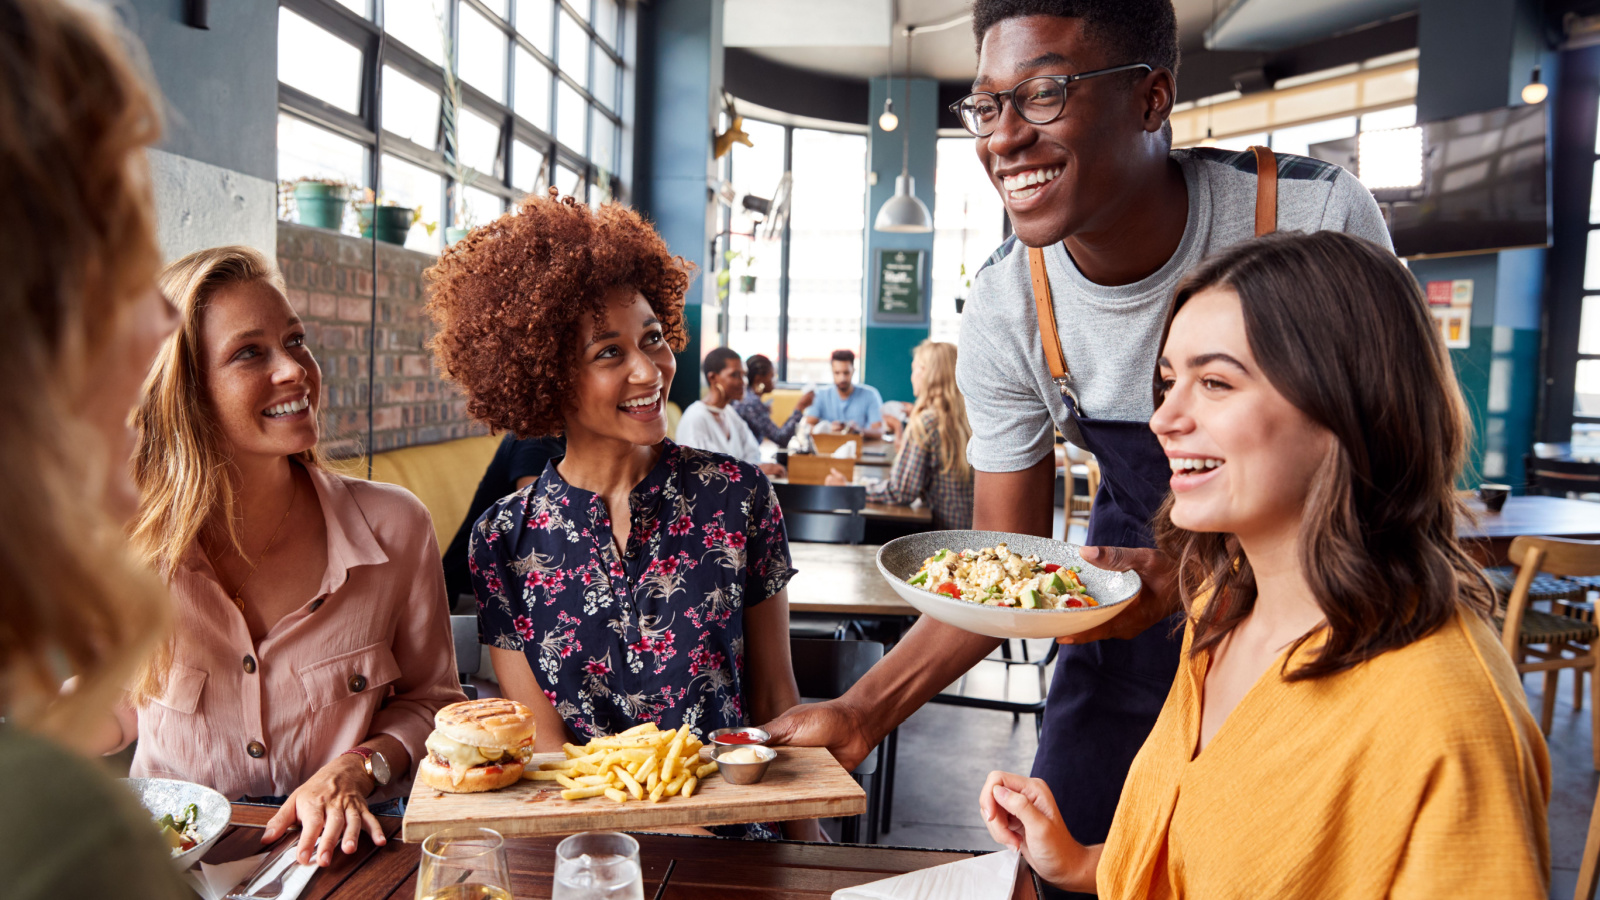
xmin=207 ymin=803 xmax=1038 ymax=899
xmin=1458 ymin=495 xmax=1600 ymax=540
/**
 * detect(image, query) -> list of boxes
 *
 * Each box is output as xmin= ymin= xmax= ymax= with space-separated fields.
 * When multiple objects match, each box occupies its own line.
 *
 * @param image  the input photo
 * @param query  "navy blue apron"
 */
xmin=1025 ymin=147 xmax=1278 ymax=898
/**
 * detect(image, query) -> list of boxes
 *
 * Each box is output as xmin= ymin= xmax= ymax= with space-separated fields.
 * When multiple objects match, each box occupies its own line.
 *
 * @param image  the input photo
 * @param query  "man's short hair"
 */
xmin=971 ymin=0 xmax=1179 ymax=75
xmin=703 ymin=346 xmax=742 ymax=379
xmin=745 ymin=353 xmax=774 ymax=383
xmin=830 ymin=349 xmax=856 ymax=365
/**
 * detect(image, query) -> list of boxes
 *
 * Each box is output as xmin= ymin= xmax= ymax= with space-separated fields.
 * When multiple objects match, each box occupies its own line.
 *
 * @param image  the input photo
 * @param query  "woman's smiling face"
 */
xmin=565 ymin=286 xmax=675 ymax=447
xmin=1150 ymin=286 xmax=1333 ymax=540
xmin=199 ymin=280 xmax=321 ymax=463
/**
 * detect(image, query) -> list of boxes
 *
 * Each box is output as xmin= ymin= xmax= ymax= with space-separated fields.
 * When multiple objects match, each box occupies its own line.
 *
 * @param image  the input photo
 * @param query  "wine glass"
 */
xmin=416 ymin=827 xmax=513 ymax=900
xmin=552 ymin=832 xmax=644 ymax=900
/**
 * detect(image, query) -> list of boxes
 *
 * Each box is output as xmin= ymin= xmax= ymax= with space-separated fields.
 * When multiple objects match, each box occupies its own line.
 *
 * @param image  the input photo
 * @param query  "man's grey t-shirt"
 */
xmin=957 ymin=147 xmax=1392 ymax=472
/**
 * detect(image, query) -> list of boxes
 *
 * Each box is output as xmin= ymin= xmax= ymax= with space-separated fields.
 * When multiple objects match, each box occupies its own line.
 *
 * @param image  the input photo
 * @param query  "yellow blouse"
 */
xmin=1098 ymin=608 xmax=1550 ymax=899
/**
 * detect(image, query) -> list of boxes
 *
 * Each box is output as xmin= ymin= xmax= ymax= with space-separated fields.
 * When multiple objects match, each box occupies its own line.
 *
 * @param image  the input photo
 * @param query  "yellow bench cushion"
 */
xmin=325 ymin=433 xmax=503 ymax=550
xmin=766 ymin=389 xmax=805 ymax=426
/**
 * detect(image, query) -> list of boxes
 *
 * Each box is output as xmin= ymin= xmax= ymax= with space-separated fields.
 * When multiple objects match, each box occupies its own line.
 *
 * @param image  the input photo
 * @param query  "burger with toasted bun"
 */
xmin=419 ymin=698 xmax=537 ymax=793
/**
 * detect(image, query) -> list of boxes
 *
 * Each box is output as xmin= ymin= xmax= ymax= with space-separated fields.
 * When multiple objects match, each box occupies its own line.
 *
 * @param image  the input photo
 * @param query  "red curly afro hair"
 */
xmin=426 ymin=188 xmax=693 ymax=438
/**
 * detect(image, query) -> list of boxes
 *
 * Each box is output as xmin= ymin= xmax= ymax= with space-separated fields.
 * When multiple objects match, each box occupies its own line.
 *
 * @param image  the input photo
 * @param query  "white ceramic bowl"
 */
xmin=123 ymin=776 xmax=231 ymax=871
xmin=876 ymin=531 xmax=1142 ymax=639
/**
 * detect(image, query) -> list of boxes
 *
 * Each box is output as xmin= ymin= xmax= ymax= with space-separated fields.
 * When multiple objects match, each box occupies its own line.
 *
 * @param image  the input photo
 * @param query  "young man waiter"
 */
xmin=764 ymin=1 xmax=1389 ymax=893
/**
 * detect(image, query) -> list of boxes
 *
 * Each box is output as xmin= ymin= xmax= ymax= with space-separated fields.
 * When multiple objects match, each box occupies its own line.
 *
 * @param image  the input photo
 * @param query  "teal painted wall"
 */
xmin=862 ymin=76 xmax=937 ymax=405
xmin=637 ymin=0 xmax=722 ymax=411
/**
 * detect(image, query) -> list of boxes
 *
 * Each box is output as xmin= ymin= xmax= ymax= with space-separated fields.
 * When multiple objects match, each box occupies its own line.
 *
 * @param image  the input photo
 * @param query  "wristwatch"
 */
xmin=341 ymin=746 xmax=391 ymax=788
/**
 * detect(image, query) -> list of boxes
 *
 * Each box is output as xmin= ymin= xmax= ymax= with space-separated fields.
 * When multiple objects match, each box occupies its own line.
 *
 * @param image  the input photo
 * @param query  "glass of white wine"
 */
xmin=552 ymin=832 xmax=644 ymax=900
xmin=417 ymin=826 xmax=513 ymax=900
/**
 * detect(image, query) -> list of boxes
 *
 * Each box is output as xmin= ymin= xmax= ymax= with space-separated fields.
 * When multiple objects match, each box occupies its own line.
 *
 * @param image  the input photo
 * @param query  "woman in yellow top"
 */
xmin=979 ymin=231 xmax=1549 ymax=898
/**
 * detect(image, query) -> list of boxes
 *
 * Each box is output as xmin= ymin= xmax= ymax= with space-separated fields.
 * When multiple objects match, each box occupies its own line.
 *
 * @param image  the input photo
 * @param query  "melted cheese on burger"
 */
xmin=426 ymin=731 xmax=507 ymax=785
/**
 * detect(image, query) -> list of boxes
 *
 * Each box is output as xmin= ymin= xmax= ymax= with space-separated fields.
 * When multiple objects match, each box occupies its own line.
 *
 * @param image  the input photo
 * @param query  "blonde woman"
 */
xmin=115 ymin=247 xmax=465 ymax=868
xmin=829 ymin=341 xmax=975 ymax=529
xmin=0 ymin=0 xmax=188 ymax=895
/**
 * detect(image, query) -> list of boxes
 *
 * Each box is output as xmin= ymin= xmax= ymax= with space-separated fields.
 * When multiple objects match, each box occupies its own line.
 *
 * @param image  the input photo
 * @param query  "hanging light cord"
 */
xmin=901 ymin=30 xmax=913 ymax=175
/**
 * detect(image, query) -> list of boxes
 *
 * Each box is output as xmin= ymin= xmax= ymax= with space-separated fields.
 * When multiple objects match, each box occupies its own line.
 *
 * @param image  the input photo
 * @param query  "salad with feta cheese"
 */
xmin=154 ymin=803 xmax=203 ymax=857
xmin=905 ymin=543 xmax=1097 ymax=610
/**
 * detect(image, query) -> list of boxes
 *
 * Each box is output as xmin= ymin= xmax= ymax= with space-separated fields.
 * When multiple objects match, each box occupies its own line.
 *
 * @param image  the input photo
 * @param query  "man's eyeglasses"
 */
xmin=949 ymin=63 xmax=1154 ymax=138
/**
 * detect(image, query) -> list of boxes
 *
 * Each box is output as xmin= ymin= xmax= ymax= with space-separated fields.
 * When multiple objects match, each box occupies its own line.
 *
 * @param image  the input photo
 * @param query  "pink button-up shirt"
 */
xmin=118 ymin=466 xmax=465 ymax=802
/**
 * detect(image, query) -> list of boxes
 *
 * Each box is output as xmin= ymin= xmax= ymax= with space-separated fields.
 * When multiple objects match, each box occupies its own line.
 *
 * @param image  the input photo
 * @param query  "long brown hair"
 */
xmin=1152 ymin=231 xmax=1492 ymax=680
xmin=132 ymin=247 xmax=322 ymax=576
xmin=905 ymin=341 xmax=972 ymax=477
xmin=0 ymin=0 xmax=171 ymax=739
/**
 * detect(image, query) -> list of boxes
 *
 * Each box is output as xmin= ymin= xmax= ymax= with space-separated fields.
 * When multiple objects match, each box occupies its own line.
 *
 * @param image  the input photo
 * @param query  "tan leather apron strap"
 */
xmin=1028 ymin=246 xmax=1070 ymax=384
xmin=1252 ymin=145 xmax=1277 ymax=236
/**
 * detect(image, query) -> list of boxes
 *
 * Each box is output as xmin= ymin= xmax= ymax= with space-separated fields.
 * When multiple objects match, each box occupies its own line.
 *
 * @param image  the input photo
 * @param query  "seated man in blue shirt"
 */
xmin=804 ymin=348 xmax=884 ymax=436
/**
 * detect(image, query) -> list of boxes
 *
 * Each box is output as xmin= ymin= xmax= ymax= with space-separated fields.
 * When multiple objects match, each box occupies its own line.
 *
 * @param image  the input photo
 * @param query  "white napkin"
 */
xmin=831 ymin=849 xmax=1021 ymax=900
xmin=832 ymin=441 xmax=857 ymax=459
xmin=184 ymin=849 xmax=317 ymax=900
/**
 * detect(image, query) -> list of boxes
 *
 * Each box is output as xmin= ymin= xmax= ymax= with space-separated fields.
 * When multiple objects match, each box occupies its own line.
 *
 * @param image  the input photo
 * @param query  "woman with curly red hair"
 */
xmin=428 ymin=190 xmax=811 ymax=839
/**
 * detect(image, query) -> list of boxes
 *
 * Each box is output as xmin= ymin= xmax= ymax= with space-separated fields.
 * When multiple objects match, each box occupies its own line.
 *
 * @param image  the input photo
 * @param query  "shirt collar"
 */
xmin=307 ymin=464 xmax=389 ymax=596
xmin=542 ymin=440 xmax=679 ymax=518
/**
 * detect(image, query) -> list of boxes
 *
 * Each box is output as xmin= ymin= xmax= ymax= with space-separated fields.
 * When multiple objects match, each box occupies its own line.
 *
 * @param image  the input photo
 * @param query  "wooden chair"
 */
xmin=1524 ymin=454 xmax=1600 ymax=499
xmin=1579 ymin=781 xmax=1600 ymax=900
xmin=1500 ymin=536 xmax=1600 ymax=767
xmin=1068 ymin=458 xmax=1101 ymax=533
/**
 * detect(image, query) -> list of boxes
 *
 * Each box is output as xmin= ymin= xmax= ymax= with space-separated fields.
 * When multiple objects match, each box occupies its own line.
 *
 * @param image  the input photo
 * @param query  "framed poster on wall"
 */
xmin=875 ymin=249 xmax=924 ymax=320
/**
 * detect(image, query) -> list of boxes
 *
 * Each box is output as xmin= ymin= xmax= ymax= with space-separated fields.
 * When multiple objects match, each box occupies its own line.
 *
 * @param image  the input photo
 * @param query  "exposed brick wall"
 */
xmin=276 ymin=222 xmax=490 ymax=459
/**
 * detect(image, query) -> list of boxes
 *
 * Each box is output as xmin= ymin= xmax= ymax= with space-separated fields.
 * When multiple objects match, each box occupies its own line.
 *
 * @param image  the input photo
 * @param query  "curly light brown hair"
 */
xmin=426 ymin=189 xmax=692 ymax=438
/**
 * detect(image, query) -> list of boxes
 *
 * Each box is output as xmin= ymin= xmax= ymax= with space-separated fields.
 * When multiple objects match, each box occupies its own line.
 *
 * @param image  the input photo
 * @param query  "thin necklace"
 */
xmin=230 ymin=480 xmax=297 ymax=612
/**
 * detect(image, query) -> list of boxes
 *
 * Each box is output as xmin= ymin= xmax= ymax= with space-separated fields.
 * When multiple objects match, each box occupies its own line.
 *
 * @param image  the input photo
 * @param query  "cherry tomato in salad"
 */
xmin=1064 ymin=597 xmax=1085 ymax=608
xmin=1042 ymin=564 xmax=1061 ymax=573
xmin=935 ymin=582 xmax=962 ymax=599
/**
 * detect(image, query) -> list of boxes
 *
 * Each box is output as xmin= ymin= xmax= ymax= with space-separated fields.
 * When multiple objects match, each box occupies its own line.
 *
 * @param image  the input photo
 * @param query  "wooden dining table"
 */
xmin=205 ymin=803 xmax=1039 ymax=899
xmin=787 ymin=542 xmax=916 ymax=617
xmin=1459 ymin=495 xmax=1600 ymax=564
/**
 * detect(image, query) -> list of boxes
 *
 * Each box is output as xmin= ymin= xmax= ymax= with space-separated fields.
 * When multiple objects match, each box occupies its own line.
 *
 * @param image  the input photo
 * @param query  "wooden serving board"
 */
xmin=401 ymin=746 xmax=865 ymax=842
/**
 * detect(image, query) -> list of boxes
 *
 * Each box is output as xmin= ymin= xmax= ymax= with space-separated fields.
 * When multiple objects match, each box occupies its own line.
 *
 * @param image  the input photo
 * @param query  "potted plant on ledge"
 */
xmin=281 ymin=177 xmax=355 ymax=231
xmin=353 ymin=189 xmax=435 ymax=246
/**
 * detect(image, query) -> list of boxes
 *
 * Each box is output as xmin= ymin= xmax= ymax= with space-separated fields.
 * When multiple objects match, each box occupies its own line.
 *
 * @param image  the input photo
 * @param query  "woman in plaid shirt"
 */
xmin=830 ymin=341 xmax=974 ymax=529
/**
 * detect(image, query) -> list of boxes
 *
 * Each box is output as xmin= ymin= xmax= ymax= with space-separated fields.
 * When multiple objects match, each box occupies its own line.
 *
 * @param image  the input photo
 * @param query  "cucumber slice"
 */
xmin=908 ymin=571 xmax=928 ymax=586
xmin=1019 ymin=587 xmax=1041 ymax=609
xmin=1046 ymin=572 xmax=1068 ymax=594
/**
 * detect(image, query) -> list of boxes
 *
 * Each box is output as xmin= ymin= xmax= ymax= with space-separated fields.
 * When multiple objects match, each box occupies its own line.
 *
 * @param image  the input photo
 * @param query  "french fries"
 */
xmin=524 ymin=724 xmax=725 ymax=805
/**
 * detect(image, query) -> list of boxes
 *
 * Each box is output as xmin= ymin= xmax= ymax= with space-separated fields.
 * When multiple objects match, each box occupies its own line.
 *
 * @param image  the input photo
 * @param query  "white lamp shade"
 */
xmin=1522 ymin=81 xmax=1548 ymax=104
xmin=874 ymin=174 xmax=932 ymax=233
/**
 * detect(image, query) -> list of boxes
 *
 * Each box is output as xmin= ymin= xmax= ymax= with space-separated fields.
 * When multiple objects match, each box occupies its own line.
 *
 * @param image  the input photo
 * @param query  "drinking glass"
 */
xmin=552 ymin=832 xmax=644 ymax=900
xmin=416 ymin=826 xmax=513 ymax=900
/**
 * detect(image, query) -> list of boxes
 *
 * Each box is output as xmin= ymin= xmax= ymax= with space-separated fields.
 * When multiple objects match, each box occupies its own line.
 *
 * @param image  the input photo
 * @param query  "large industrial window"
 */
xmin=718 ymin=120 xmax=867 ymax=384
xmin=276 ymin=0 xmax=631 ymax=253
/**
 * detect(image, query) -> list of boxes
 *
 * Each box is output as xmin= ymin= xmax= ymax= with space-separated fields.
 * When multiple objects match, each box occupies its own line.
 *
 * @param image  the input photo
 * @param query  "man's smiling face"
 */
xmin=973 ymin=16 xmax=1166 ymax=248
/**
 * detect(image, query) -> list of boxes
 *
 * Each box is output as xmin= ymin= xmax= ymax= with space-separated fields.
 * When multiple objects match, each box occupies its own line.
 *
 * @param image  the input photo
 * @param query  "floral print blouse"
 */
xmin=471 ymin=439 xmax=795 ymax=757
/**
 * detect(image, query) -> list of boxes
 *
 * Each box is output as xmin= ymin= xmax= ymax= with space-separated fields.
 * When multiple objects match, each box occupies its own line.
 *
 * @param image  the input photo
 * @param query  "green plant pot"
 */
xmin=739 ymin=274 xmax=757 ymax=293
xmin=293 ymin=182 xmax=349 ymax=230
xmin=356 ymin=203 xmax=414 ymax=246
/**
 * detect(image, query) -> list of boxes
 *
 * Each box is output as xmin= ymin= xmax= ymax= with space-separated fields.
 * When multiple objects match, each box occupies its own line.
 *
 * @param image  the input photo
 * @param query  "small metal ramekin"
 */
xmin=712 ymin=744 xmax=776 ymax=785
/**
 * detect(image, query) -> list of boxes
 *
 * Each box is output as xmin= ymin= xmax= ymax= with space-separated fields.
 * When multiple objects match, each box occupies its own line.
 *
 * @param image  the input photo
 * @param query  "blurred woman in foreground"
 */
xmin=0 ymin=0 xmax=185 ymax=894
xmin=117 ymin=246 xmax=464 ymax=867
xmin=827 ymin=341 xmax=974 ymax=529
xmin=980 ymin=232 xmax=1549 ymax=897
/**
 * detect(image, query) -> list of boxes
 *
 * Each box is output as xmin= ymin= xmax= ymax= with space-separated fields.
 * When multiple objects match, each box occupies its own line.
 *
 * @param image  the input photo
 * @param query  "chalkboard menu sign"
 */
xmin=875 ymin=249 xmax=923 ymax=318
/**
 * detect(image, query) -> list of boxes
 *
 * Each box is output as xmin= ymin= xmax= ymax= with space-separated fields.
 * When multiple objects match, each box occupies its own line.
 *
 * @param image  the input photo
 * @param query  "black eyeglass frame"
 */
xmin=949 ymin=63 xmax=1155 ymax=137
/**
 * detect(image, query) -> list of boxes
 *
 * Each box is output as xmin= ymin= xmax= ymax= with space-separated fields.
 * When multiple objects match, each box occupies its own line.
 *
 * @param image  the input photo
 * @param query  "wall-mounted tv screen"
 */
xmin=1379 ymin=105 xmax=1549 ymax=258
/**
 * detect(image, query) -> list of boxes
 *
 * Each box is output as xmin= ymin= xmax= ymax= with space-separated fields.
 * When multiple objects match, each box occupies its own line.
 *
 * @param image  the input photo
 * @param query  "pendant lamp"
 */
xmin=874 ymin=27 xmax=932 ymax=233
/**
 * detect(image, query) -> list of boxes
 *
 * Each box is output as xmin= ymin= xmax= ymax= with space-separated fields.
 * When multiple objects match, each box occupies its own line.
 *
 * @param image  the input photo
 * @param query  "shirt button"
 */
xmin=309 ymin=598 xmax=324 ymax=612
xmin=247 ymin=740 xmax=265 ymax=758
xmin=348 ymin=673 xmax=367 ymax=693
xmin=242 ymin=655 xmax=256 ymax=674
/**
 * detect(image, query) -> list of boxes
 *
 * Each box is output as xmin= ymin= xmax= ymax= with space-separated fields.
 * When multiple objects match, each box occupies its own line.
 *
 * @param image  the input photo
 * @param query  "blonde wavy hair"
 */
xmin=0 ymin=0 xmax=171 ymax=742
xmin=905 ymin=341 xmax=972 ymax=477
xmin=133 ymin=246 xmax=322 ymax=577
